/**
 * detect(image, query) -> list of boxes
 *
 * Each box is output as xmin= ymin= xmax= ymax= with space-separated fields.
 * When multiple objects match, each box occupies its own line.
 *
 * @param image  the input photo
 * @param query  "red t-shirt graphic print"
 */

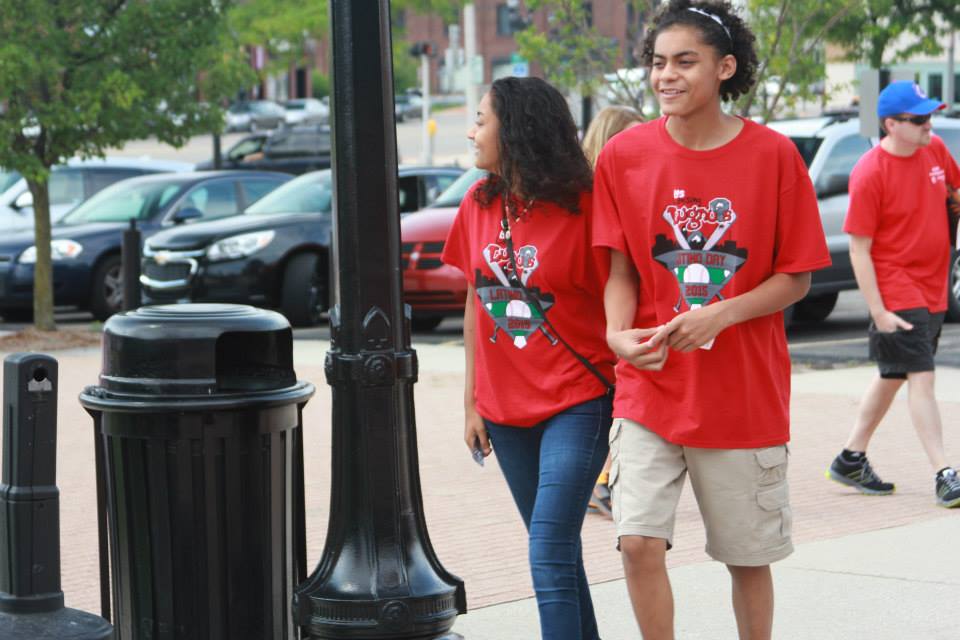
xmin=443 ymin=185 xmax=614 ymax=427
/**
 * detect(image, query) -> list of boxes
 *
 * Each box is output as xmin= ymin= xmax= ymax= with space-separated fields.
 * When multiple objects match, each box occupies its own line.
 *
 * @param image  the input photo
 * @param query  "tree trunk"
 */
xmin=28 ymin=178 xmax=56 ymax=332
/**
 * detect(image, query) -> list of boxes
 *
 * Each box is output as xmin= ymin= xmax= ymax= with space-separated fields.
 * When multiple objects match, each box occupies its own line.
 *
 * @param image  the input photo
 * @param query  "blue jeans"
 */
xmin=485 ymin=395 xmax=612 ymax=640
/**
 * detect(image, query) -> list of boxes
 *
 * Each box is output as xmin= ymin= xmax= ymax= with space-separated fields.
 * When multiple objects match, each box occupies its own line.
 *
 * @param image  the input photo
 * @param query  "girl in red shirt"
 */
xmin=442 ymin=77 xmax=615 ymax=640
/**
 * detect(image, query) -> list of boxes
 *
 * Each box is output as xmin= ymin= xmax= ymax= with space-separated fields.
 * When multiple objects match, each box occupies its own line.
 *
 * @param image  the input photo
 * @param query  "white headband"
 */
xmin=687 ymin=7 xmax=732 ymax=42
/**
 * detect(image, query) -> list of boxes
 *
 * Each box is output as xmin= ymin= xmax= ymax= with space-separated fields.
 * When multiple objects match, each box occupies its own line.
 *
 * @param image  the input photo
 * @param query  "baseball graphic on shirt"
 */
xmin=653 ymin=195 xmax=748 ymax=313
xmin=476 ymin=241 xmax=558 ymax=349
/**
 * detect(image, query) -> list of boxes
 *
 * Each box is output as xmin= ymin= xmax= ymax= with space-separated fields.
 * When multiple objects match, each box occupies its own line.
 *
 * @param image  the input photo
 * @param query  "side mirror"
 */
xmin=172 ymin=207 xmax=203 ymax=224
xmin=13 ymin=190 xmax=33 ymax=210
xmin=816 ymin=173 xmax=849 ymax=199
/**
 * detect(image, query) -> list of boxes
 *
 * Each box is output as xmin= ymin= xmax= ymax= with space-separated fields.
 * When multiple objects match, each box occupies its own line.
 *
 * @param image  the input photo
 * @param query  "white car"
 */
xmin=0 ymin=157 xmax=192 ymax=232
xmin=283 ymin=98 xmax=329 ymax=127
xmin=767 ymin=114 xmax=960 ymax=322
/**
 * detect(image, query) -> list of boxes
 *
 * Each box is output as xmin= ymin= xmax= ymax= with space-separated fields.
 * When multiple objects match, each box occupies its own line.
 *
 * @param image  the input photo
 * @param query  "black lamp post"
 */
xmin=293 ymin=2 xmax=465 ymax=639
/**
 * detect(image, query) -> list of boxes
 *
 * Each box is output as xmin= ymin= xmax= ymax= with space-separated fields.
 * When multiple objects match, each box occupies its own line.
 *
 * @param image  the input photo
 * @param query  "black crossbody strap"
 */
xmin=500 ymin=202 xmax=614 ymax=393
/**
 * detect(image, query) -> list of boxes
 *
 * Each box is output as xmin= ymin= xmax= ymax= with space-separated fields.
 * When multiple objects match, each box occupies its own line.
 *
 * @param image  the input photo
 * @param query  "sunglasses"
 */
xmin=890 ymin=114 xmax=931 ymax=125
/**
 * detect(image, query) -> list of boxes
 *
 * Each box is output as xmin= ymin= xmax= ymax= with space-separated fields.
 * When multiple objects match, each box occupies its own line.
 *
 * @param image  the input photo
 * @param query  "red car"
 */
xmin=401 ymin=167 xmax=485 ymax=331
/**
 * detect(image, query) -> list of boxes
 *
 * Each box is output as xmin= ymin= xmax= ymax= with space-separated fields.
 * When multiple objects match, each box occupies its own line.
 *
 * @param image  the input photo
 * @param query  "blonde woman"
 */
xmin=582 ymin=106 xmax=643 ymax=169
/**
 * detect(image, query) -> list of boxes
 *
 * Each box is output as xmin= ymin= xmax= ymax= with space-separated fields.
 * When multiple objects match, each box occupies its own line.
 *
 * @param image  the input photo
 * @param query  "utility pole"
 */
xmin=464 ymin=3 xmax=478 ymax=156
xmin=421 ymin=47 xmax=433 ymax=164
xmin=947 ymin=30 xmax=956 ymax=111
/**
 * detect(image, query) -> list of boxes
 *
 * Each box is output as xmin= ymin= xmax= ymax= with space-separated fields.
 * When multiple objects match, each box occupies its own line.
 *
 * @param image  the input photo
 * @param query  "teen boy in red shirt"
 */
xmin=826 ymin=81 xmax=960 ymax=509
xmin=592 ymin=2 xmax=830 ymax=638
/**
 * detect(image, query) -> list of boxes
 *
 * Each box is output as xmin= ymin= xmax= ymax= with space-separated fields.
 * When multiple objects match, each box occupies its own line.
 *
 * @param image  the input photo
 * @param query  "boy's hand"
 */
xmin=665 ymin=304 xmax=731 ymax=352
xmin=607 ymin=326 xmax=670 ymax=370
xmin=872 ymin=309 xmax=913 ymax=334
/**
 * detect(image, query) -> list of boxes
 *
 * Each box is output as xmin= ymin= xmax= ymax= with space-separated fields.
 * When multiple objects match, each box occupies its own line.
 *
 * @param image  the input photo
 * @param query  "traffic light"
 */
xmin=409 ymin=41 xmax=433 ymax=57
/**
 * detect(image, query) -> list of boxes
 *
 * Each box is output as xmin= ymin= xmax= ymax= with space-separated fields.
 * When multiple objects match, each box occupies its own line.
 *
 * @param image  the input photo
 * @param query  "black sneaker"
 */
xmin=826 ymin=454 xmax=895 ymax=495
xmin=936 ymin=468 xmax=960 ymax=508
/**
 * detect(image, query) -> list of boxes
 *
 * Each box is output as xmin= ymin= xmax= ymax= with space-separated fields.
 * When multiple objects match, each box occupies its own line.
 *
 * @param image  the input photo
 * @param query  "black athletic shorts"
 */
xmin=868 ymin=307 xmax=944 ymax=379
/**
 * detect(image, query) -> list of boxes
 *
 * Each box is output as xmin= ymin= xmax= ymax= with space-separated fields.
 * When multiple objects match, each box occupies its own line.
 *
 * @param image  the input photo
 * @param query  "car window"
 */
xmin=816 ymin=134 xmax=871 ymax=191
xmin=229 ymin=136 xmax=266 ymax=160
xmin=788 ymin=137 xmax=824 ymax=168
xmin=265 ymin=129 xmax=331 ymax=156
xmin=182 ymin=181 xmax=239 ymax=220
xmin=432 ymin=166 xmax=487 ymax=208
xmin=0 ymin=169 xmax=20 ymax=194
xmin=246 ymin=171 xmax=333 ymax=215
xmin=242 ymin=179 xmax=283 ymax=206
xmin=423 ymin=174 xmax=458 ymax=206
xmin=936 ymin=128 xmax=960 ymax=161
xmin=48 ymin=170 xmax=85 ymax=207
xmin=60 ymin=181 xmax=184 ymax=224
xmin=398 ymin=175 xmax=420 ymax=213
xmin=86 ymin=169 xmax=143 ymax=197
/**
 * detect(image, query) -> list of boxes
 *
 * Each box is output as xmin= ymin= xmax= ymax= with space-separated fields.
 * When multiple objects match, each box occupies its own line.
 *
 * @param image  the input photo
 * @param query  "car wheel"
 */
xmin=0 ymin=308 xmax=33 ymax=323
xmin=281 ymin=253 xmax=326 ymax=327
xmin=411 ymin=315 xmax=444 ymax=332
xmin=947 ymin=250 xmax=960 ymax=322
xmin=793 ymin=291 xmax=839 ymax=324
xmin=89 ymin=255 xmax=124 ymax=321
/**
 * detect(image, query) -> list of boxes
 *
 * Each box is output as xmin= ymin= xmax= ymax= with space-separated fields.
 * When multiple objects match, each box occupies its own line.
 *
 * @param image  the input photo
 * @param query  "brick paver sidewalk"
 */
xmin=5 ymin=344 xmax=957 ymax=616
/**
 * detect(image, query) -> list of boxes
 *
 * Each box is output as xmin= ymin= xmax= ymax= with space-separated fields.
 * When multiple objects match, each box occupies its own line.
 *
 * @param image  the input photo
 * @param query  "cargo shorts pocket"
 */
xmin=755 ymin=445 xmax=788 ymax=486
xmin=608 ymin=420 xmax=623 ymax=491
xmin=757 ymin=482 xmax=792 ymax=539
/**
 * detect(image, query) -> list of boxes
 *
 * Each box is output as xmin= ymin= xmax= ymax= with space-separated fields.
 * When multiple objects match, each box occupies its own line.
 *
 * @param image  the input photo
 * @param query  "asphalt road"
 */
xmin=7 ymin=290 xmax=957 ymax=370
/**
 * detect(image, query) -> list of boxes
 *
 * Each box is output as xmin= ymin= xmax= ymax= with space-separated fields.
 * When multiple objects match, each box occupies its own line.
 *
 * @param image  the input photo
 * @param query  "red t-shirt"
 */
xmin=592 ymin=117 xmax=831 ymax=448
xmin=442 ymin=184 xmax=615 ymax=427
xmin=843 ymin=135 xmax=960 ymax=313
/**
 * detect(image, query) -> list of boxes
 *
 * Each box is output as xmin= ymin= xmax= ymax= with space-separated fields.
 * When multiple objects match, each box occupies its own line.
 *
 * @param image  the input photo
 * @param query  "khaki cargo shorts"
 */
xmin=608 ymin=418 xmax=794 ymax=566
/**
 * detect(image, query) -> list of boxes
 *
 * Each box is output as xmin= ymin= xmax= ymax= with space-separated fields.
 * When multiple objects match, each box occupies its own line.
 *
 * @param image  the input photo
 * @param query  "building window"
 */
xmin=955 ymin=74 xmax=960 ymax=103
xmin=496 ymin=4 xmax=513 ymax=37
xmin=929 ymin=73 xmax=943 ymax=101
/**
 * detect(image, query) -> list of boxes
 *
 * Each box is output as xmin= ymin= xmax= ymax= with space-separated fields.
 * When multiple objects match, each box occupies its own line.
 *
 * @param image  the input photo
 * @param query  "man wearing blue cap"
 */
xmin=826 ymin=81 xmax=960 ymax=508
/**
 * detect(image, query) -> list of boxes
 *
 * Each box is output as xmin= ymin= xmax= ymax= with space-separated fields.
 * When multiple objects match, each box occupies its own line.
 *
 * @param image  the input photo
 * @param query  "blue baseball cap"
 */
xmin=877 ymin=81 xmax=945 ymax=118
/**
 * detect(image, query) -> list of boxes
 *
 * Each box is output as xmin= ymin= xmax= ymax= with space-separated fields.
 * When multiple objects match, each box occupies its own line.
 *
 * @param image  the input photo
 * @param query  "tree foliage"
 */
xmin=514 ymin=0 xmax=618 ymax=97
xmin=229 ymin=0 xmax=329 ymax=76
xmin=0 ymin=0 xmax=252 ymax=330
xmin=737 ymin=0 xmax=860 ymax=121
xmin=830 ymin=0 xmax=960 ymax=69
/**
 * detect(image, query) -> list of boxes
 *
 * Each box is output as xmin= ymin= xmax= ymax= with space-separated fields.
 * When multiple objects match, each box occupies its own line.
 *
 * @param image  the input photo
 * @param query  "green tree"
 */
xmin=515 ymin=1 xmax=618 ymax=102
xmin=830 ymin=0 xmax=960 ymax=69
xmin=0 ymin=0 xmax=252 ymax=330
xmin=229 ymin=0 xmax=329 ymax=80
xmin=737 ymin=0 xmax=860 ymax=121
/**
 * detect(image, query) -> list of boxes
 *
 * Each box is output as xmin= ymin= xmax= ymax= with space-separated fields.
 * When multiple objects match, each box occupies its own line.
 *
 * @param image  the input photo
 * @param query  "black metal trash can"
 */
xmin=80 ymin=304 xmax=314 ymax=640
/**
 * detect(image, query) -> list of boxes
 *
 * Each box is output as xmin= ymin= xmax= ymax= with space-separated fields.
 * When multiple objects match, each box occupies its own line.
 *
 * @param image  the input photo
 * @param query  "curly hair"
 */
xmin=475 ymin=77 xmax=592 ymax=215
xmin=641 ymin=0 xmax=757 ymax=102
xmin=582 ymin=105 xmax=644 ymax=168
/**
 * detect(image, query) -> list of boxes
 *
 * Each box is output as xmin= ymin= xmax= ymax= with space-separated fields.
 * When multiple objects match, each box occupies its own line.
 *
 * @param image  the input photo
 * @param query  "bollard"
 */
xmin=80 ymin=304 xmax=314 ymax=640
xmin=121 ymin=219 xmax=141 ymax=311
xmin=0 ymin=353 xmax=113 ymax=639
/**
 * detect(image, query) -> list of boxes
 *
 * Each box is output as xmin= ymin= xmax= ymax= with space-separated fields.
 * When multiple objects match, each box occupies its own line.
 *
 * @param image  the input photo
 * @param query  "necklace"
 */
xmin=506 ymin=195 xmax=535 ymax=222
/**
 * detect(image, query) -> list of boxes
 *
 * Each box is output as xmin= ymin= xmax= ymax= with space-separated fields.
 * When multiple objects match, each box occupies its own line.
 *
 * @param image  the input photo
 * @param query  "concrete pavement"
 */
xmin=0 ymin=335 xmax=957 ymax=638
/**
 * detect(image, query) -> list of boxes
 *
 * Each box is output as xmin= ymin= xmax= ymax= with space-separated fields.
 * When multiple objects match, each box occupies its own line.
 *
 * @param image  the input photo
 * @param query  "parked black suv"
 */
xmin=141 ymin=166 xmax=464 ymax=325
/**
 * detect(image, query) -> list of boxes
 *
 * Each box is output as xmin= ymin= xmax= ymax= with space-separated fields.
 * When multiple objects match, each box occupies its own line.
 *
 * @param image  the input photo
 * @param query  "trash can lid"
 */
xmin=93 ymin=304 xmax=298 ymax=397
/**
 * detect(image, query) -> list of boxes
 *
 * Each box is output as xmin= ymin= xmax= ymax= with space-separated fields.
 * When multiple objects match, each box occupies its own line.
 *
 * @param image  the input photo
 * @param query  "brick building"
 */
xmin=399 ymin=1 xmax=645 ymax=93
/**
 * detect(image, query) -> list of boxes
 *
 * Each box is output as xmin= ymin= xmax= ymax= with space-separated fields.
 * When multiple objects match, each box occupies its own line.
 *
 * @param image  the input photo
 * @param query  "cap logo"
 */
xmin=914 ymin=84 xmax=927 ymax=99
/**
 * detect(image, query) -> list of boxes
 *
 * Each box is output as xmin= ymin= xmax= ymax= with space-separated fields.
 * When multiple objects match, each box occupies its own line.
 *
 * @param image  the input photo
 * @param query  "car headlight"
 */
xmin=206 ymin=230 xmax=275 ymax=262
xmin=19 ymin=239 xmax=83 ymax=264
